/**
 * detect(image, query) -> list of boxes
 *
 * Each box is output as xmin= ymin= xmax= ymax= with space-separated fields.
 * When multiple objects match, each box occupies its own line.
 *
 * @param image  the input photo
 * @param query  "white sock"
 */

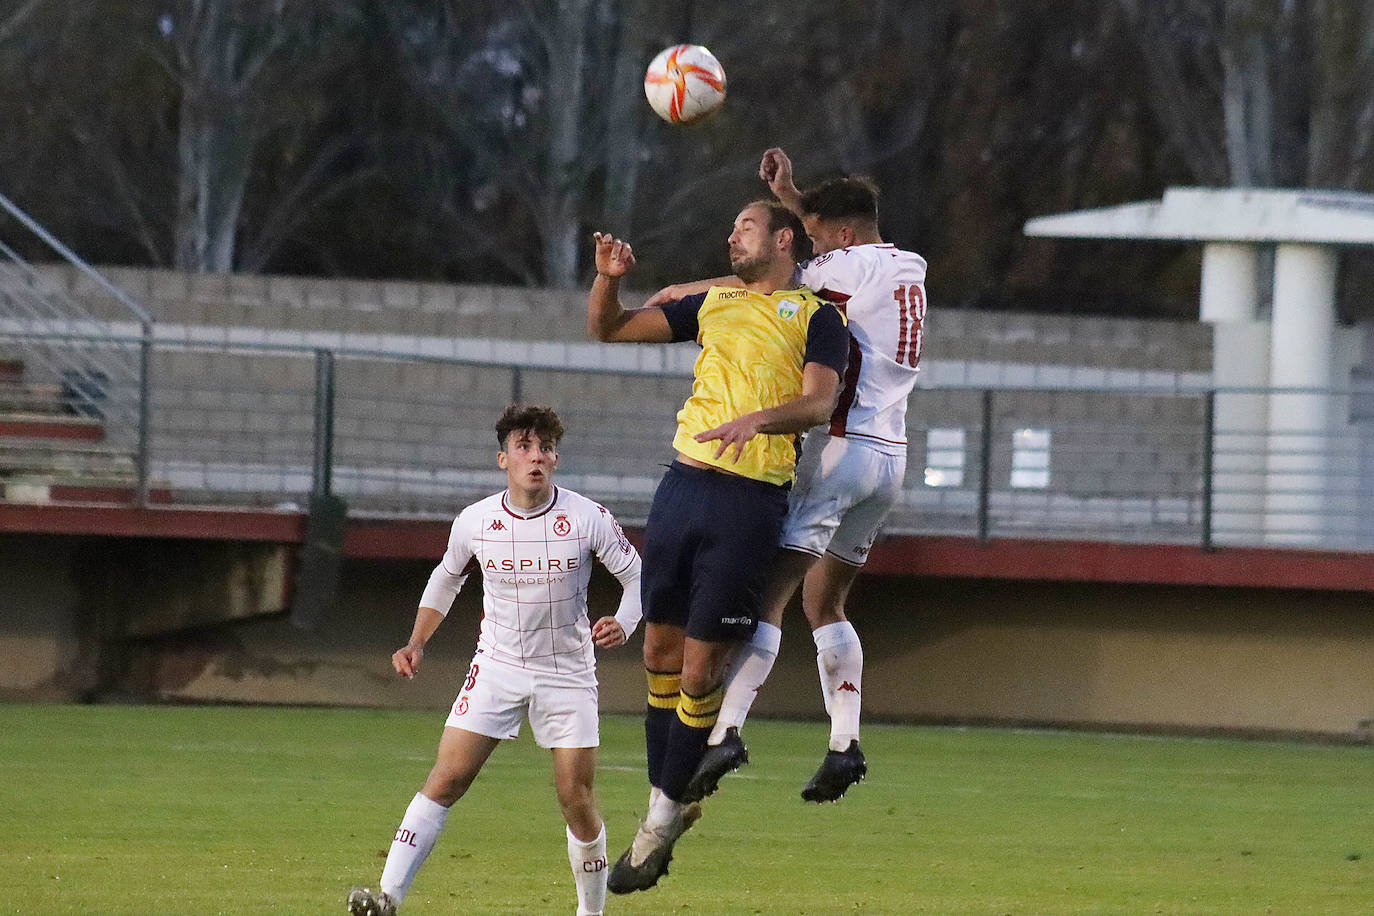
xmin=379 ymin=792 xmax=450 ymax=903
xmin=708 ymin=622 xmax=781 ymax=745
xmin=813 ymin=621 xmax=863 ymax=752
xmin=646 ymin=788 xmax=684 ymax=832
xmin=567 ymin=823 xmax=607 ymax=916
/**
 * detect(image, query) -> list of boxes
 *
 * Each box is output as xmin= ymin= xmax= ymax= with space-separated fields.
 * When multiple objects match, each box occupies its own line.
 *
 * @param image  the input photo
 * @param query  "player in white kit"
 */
xmin=348 ymin=405 xmax=642 ymax=916
xmin=648 ymin=148 xmax=927 ymax=803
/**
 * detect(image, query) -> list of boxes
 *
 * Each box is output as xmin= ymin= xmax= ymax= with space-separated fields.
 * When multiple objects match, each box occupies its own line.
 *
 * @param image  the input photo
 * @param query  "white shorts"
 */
xmin=444 ymin=655 xmax=600 ymax=749
xmin=780 ymin=432 xmax=906 ymax=566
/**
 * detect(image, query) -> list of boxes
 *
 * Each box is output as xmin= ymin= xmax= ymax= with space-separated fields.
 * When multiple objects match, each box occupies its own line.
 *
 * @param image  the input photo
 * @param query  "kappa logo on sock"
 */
xmin=837 ymin=681 xmax=860 ymax=693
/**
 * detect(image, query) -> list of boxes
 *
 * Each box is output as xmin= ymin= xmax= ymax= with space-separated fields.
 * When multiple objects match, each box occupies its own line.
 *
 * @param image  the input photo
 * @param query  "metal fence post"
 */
xmin=1201 ymin=388 xmax=1216 ymax=551
xmin=511 ymin=366 xmax=523 ymax=405
xmin=978 ymin=389 xmax=993 ymax=541
xmin=135 ymin=327 xmax=152 ymax=508
xmin=312 ymin=349 xmax=336 ymax=499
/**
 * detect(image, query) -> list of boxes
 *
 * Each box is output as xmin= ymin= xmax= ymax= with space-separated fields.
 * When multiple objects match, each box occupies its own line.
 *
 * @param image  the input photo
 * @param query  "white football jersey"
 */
xmin=419 ymin=486 xmax=642 ymax=679
xmin=797 ymin=243 xmax=928 ymax=451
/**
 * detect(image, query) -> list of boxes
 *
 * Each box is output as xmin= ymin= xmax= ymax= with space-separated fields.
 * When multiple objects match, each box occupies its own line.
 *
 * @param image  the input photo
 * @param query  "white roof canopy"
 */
xmin=1024 ymin=187 xmax=1374 ymax=245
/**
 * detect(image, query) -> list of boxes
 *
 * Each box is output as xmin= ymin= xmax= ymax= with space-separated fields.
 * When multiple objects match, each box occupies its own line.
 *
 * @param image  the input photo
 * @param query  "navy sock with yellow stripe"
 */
xmin=658 ymin=685 xmax=723 ymax=801
xmin=644 ymin=670 xmax=681 ymax=789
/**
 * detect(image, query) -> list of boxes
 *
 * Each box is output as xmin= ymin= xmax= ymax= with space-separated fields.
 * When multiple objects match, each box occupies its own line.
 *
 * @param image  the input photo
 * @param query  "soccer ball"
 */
xmin=643 ymin=44 xmax=726 ymax=125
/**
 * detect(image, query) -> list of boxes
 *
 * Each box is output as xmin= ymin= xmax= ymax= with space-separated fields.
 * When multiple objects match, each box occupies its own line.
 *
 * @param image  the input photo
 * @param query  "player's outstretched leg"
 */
xmin=610 ymin=681 xmax=719 ymax=893
xmin=682 ymin=621 xmax=780 ymax=801
xmin=803 ymin=620 xmax=866 ymax=802
xmin=567 ymin=824 xmax=608 ymax=916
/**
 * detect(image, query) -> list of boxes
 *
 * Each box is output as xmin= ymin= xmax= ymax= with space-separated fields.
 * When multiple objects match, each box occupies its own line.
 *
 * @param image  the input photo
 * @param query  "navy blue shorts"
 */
xmin=640 ymin=462 xmax=789 ymax=643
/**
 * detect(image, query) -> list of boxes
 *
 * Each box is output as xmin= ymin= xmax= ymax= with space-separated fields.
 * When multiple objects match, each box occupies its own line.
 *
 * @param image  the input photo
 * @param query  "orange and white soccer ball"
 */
xmin=643 ymin=44 xmax=726 ymax=125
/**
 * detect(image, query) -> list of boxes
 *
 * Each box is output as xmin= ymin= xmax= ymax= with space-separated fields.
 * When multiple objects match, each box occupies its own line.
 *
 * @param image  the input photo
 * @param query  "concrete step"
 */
xmin=0 ymin=440 xmax=135 ymax=478
xmin=0 ymin=382 xmax=68 ymax=416
xmin=2 ymin=476 xmax=174 ymax=505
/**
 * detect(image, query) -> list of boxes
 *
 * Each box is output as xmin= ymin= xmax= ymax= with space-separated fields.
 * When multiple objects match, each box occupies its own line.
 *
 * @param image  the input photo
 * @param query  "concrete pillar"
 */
xmin=1265 ymin=243 xmax=1338 ymax=544
xmin=1199 ymin=243 xmax=1259 ymax=323
xmin=1199 ymin=243 xmax=1268 ymax=543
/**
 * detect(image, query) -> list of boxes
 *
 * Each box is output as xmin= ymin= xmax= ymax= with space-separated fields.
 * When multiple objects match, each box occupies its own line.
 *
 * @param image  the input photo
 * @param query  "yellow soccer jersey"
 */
xmin=660 ymin=285 xmax=849 ymax=485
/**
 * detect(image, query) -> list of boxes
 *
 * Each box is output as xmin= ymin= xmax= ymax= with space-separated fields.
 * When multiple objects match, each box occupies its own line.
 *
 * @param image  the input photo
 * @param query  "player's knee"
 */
xmin=803 ymin=602 xmax=847 ymax=629
xmin=556 ymin=781 xmax=596 ymax=821
xmin=423 ymin=766 xmax=476 ymax=806
xmin=679 ymin=658 xmax=726 ymax=697
xmin=642 ymin=631 xmax=683 ymax=672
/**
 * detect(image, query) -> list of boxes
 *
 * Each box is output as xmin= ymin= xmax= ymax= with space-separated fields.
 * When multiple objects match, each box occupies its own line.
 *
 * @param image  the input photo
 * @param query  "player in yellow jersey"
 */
xmin=588 ymin=201 xmax=849 ymax=893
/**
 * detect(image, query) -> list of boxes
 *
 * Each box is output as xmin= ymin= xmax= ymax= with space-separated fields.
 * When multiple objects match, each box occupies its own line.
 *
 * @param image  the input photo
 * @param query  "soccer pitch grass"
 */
xmin=2 ymin=704 xmax=1370 ymax=916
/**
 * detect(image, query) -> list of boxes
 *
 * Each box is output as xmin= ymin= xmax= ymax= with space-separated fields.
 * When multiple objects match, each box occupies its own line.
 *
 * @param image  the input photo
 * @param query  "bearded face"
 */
xmin=728 ymin=204 xmax=780 ymax=281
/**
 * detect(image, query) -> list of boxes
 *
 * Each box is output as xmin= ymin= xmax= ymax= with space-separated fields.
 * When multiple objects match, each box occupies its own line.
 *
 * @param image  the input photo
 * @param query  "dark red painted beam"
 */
xmin=2 ymin=503 xmax=1372 ymax=592
xmin=859 ymin=534 xmax=1374 ymax=591
xmin=0 ymin=418 xmax=105 ymax=441
xmin=0 ymin=503 xmax=305 ymax=542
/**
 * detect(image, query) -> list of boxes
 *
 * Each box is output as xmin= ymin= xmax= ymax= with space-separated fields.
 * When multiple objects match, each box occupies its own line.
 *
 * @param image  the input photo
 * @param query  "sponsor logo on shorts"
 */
xmin=838 ymin=681 xmax=860 ymax=694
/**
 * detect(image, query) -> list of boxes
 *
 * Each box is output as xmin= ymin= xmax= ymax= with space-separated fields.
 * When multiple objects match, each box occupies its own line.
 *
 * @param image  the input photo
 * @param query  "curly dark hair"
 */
xmin=799 ymin=176 xmax=880 ymax=225
xmin=495 ymin=404 xmax=564 ymax=449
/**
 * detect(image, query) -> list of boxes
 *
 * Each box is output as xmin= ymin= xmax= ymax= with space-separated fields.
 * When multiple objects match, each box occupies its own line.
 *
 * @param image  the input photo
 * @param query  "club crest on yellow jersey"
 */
xmin=776 ymin=298 xmax=800 ymax=320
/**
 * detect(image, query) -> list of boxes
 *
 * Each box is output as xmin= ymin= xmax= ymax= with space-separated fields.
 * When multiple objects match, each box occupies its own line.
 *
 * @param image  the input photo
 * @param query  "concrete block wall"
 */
xmin=19 ymin=264 xmax=1220 ymax=529
xmin=37 ymin=264 xmax=1213 ymax=372
xmin=928 ymin=309 xmax=1213 ymax=374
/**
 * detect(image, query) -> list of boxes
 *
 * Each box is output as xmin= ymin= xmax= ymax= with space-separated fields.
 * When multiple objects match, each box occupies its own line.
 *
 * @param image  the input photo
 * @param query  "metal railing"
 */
xmin=0 ymin=192 xmax=154 ymax=502
xmin=2 ymin=328 xmax=1373 ymax=551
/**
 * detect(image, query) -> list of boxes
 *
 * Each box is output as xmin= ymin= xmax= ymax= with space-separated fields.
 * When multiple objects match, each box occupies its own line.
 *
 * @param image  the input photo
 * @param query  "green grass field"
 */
xmin=2 ymin=704 xmax=1370 ymax=916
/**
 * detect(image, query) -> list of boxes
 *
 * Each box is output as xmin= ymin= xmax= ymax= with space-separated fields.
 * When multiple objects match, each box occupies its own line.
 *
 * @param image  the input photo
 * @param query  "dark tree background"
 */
xmin=3 ymin=0 xmax=1374 ymax=321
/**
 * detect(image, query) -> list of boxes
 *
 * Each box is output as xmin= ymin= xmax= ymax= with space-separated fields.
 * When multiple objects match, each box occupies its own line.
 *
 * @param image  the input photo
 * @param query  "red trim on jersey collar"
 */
xmin=501 ymin=486 xmax=559 ymax=520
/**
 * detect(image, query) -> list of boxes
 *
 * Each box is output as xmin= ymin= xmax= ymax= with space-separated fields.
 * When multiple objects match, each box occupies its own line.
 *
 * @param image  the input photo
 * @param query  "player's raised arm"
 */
xmin=692 ymin=360 xmax=842 ymax=462
xmin=760 ymin=147 xmax=804 ymax=215
xmin=588 ymin=231 xmax=674 ymax=343
xmin=643 ymin=275 xmax=741 ymax=309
